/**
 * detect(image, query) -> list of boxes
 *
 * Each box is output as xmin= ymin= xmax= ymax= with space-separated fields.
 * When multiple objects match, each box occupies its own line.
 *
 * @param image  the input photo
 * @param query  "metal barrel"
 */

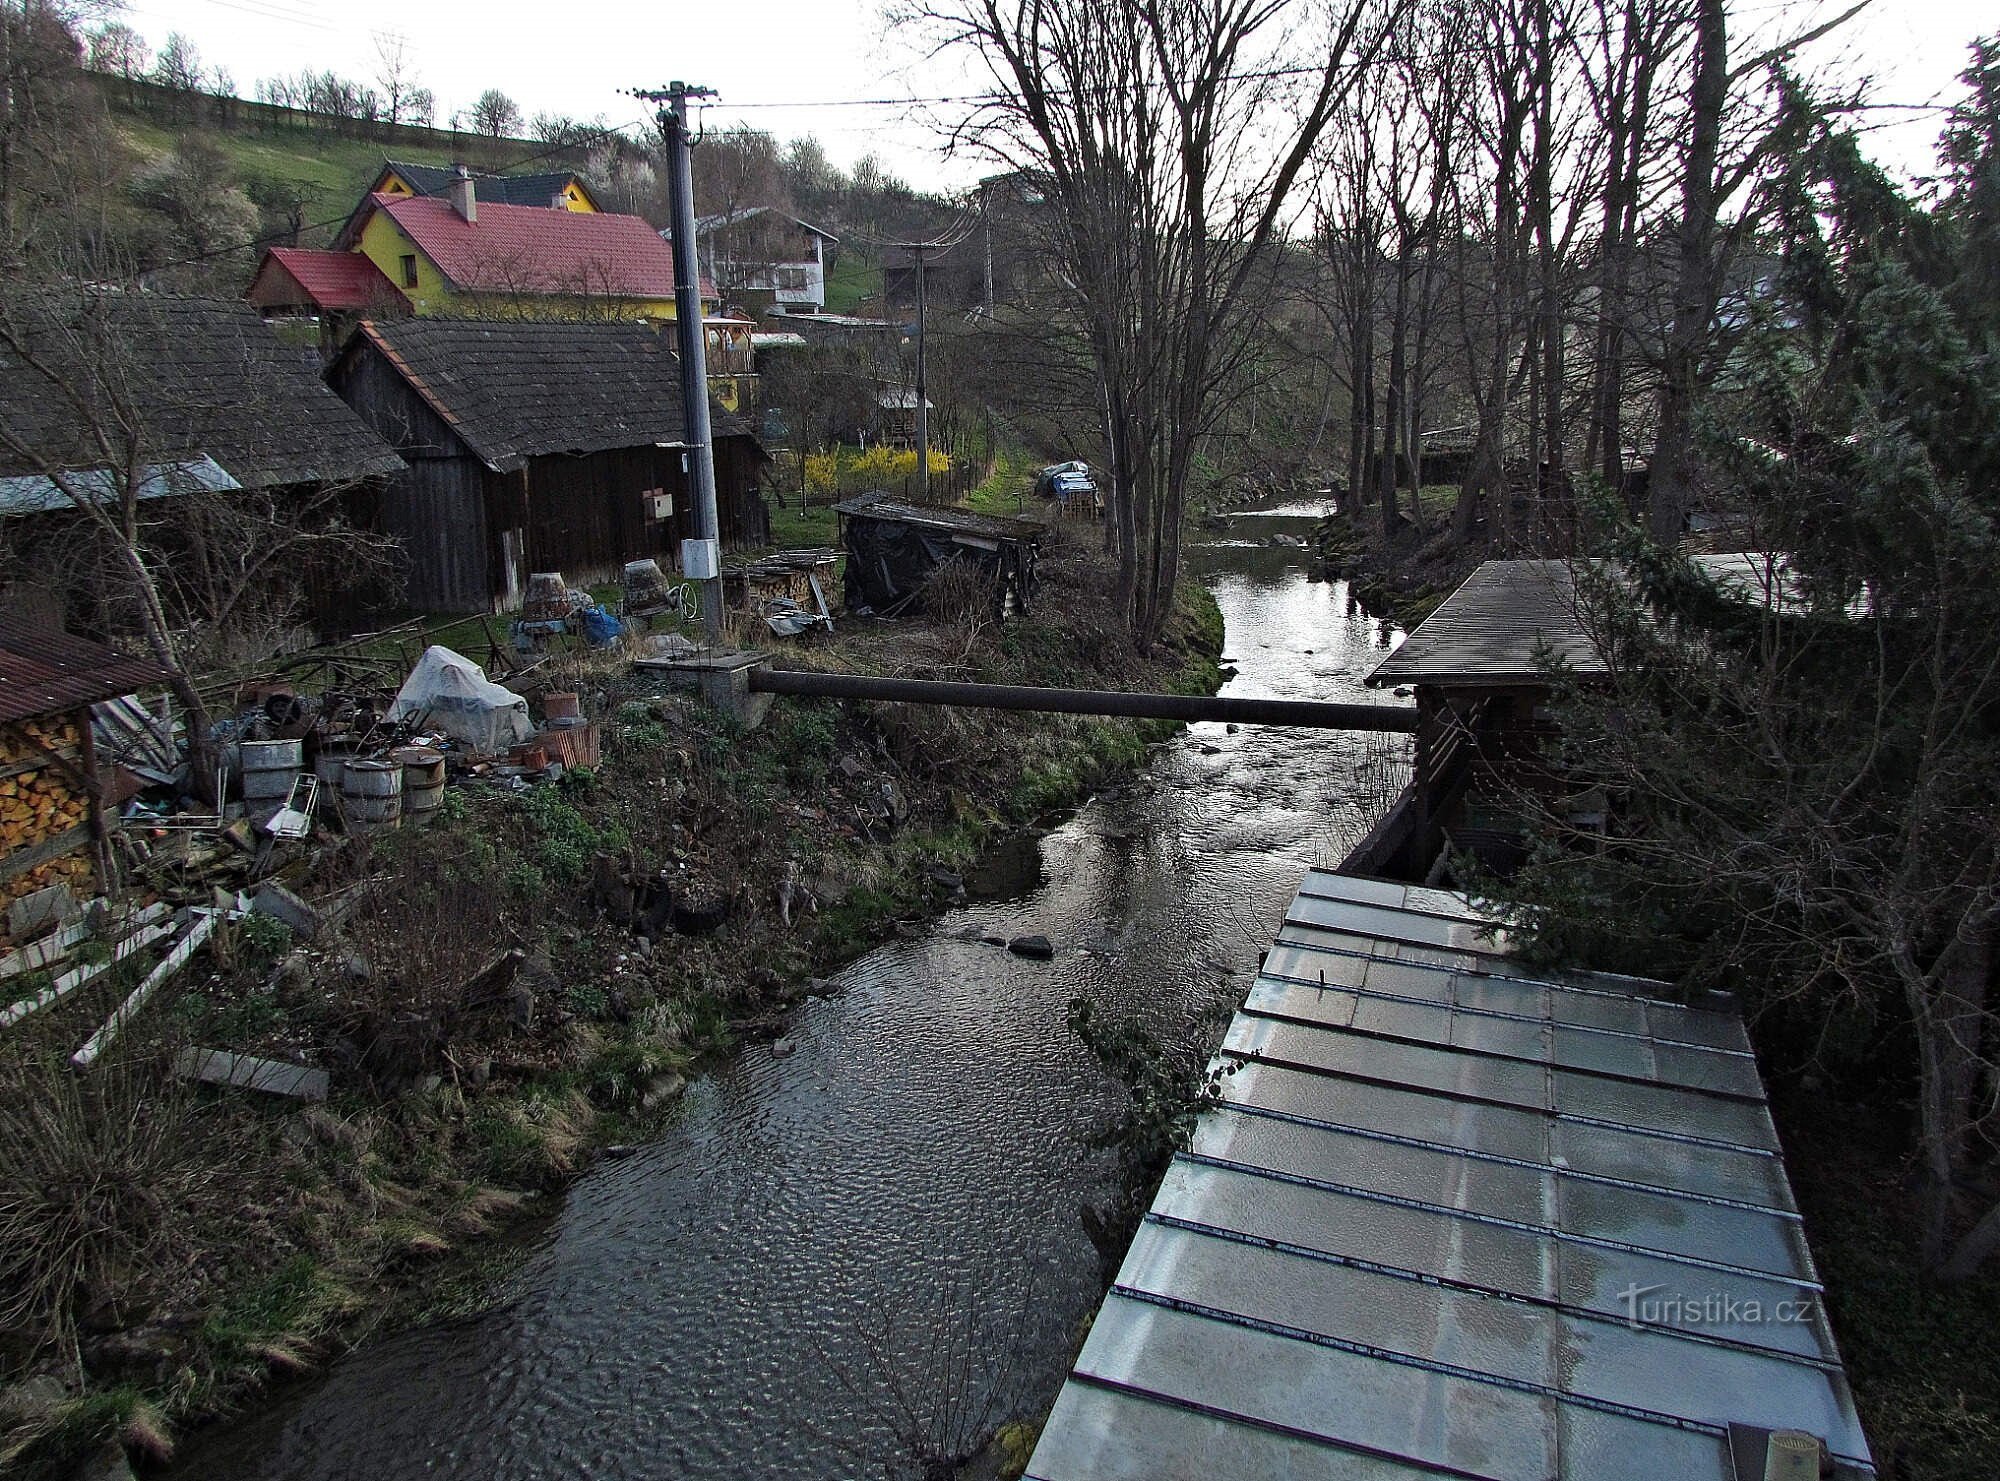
xmin=340 ymin=758 xmax=403 ymax=832
xmin=745 ymin=667 xmax=1419 ymax=733
xmin=391 ymin=746 xmax=446 ymax=820
xmin=314 ymin=739 xmax=358 ymax=788
xmin=240 ymin=738 xmax=303 ymax=802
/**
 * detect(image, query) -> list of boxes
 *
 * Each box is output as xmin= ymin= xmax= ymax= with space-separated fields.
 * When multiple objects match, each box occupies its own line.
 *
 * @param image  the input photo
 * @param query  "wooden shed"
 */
xmin=328 ymin=318 xmax=770 ymax=613
xmin=0 ymin=619 xmax=168 ymax=937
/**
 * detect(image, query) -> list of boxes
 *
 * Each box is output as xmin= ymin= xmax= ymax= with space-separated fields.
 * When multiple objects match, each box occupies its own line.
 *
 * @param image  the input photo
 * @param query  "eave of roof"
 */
xmin=0 ymin=616 xmax=171 ymax=723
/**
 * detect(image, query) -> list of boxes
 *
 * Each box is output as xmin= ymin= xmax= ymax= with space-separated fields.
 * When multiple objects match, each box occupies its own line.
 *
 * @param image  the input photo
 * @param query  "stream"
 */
xmin=175 ymin=496 xmax=1409 ymax=1480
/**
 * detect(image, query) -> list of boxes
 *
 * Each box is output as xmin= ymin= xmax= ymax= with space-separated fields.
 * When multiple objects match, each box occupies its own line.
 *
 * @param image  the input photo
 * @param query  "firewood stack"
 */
xmin=0 ymin=714 xmax=97 ymax=925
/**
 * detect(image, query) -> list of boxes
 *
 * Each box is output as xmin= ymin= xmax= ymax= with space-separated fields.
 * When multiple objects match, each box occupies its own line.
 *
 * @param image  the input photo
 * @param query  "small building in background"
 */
xmin=675 ymin=207 xmax=838 ymax=315
xmin=243 ymin=245 xmax=412 ymax=352
xmin=329 ymin=317 xmax=769 ymax=613
xmin=333 ymin=175 xmax=709 ymax=321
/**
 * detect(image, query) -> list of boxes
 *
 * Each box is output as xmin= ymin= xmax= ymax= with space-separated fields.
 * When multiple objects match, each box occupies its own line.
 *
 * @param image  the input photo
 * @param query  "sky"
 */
xmin=111 ymin=0 xmax=1996 ymax=196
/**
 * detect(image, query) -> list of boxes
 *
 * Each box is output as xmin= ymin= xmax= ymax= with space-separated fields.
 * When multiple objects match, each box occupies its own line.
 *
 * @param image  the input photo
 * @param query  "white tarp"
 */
xmin=388 ymin=646 xmax=532 ymax=755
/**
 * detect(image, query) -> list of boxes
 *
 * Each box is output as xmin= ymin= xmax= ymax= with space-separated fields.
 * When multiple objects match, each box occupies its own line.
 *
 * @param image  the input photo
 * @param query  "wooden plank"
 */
xmin=71 ymin=912 xmax=215 ymax=1068
xmin=174 ymin=1047 xmax=328 ymax=1101
xmin=0 ymin=914 xmax=94 ymax=982
xmin=0 ymin=915 xmax=176 ymax=1028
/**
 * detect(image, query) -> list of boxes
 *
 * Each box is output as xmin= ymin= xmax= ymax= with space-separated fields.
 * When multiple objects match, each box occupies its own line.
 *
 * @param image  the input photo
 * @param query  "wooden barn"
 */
xmin=327 ymin=318 xmax=770 ymax=613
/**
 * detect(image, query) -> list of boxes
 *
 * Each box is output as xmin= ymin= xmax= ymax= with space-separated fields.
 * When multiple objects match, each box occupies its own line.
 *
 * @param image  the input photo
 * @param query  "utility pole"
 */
xmin=637 ymin=80 xmax=723 ymax=645
xmin=892 ymin=240 xmax=943 ymax=503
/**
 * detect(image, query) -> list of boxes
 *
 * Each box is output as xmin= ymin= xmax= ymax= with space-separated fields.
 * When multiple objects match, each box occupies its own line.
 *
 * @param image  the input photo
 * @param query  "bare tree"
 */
xmin=917 ymin=0 xmax=1400 ymax=649
xmin=84 ymin=17 xmax=147 ymax=94
xmin=372 ymin=31 xmax=421 ymax=126
xmin=2 ymin=1 xmax=107 ymax=264
xmin=467 ymin=87 xmax=522 ymax=139
xmin=151 ymin=29 xmax=203 ymax=95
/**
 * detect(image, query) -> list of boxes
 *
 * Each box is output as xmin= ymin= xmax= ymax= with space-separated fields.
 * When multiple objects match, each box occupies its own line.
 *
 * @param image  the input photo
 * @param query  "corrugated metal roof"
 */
xmin=0 ymin=618 xmax=170 ymax=724
xmin=0 ymin=456 xmax=239 ymax=516
xmin=1027 ymin=870 xmax=1874 ymax=1481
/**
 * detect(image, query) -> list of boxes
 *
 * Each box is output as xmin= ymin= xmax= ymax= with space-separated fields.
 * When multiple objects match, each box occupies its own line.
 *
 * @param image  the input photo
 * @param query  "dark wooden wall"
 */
xmin=330 ymin=339 xmax=771 ymax=612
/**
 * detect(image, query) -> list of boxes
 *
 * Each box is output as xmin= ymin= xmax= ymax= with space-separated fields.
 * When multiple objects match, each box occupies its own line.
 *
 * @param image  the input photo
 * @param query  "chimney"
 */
xmin=449 ymin=165 xmax=476 ymax=224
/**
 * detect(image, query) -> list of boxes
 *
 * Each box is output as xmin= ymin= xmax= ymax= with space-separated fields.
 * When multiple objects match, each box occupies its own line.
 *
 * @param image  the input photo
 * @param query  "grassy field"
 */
xmin=110 ymin=111 xmax=539 ymax=247
xmin=964 ymin=446 xmax=1042 ymax=518
xmin=822 ymin=250 xmax=884 ymax=316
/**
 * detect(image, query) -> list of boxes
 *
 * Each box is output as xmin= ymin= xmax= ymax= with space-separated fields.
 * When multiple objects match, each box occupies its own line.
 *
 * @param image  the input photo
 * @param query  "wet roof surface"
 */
xmin=1026 ymin=871 xmax=1874 ymax=1480
xmin=1364 ymin=559 xmax=1602 ymax=688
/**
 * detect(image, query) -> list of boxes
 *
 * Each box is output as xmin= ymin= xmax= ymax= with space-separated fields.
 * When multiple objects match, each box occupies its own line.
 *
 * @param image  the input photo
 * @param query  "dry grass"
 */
xmin=0 ymin=1039 xmax=216 ymax=1375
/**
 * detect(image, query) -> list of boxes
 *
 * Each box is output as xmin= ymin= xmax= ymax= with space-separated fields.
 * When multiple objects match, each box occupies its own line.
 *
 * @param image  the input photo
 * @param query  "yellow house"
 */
xmin=341 ymin=173 xmax=708 ymax=322
xmin=365 ymin=160 xmax=601 ymax=213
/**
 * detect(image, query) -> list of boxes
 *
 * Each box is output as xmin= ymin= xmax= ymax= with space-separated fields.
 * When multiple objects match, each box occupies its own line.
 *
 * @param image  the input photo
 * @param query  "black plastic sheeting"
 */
xmin=842 ymin=514 xmax=1038 ymax=616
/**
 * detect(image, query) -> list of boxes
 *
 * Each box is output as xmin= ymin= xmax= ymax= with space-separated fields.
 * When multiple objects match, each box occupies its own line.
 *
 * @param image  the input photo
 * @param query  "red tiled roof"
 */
xmin=368 ymin=193 xmax=691 ymax=300
xmin=0 ymin=616 xmax=170 ymax=724
xmin=251 ymin=248 xmax=409 ymax=313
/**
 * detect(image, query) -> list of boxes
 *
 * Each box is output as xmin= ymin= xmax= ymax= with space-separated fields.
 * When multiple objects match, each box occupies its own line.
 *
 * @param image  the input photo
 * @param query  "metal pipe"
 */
xmin=746 ymin=667 xmax=1417 ymax=732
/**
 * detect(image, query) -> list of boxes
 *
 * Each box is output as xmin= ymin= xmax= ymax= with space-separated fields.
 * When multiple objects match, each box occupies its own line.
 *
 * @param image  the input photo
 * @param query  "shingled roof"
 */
xmin=246 ymin=247 xmax=410 ymax=315
xmin=363 ymin=193 xmax=687 ymax=301
xmin=380 ymin=160 xmax=594 ymax=210
xmin=343 ymin=318 xmax=756 ymax=473
xmin=0 ymin=293 xmax=403 ymax=493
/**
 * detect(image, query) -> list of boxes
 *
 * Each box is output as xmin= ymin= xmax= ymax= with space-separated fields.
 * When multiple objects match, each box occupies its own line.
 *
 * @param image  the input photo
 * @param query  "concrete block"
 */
xmin=250 ymin=882 xmax=320 ymax=939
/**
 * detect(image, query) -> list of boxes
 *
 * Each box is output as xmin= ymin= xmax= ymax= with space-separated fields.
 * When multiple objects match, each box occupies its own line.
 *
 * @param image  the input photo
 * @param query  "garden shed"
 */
xmin=328 ymin=318 xmax=770 ymax=613
xmin=833 ymin=493 xmax=1046 ymax=617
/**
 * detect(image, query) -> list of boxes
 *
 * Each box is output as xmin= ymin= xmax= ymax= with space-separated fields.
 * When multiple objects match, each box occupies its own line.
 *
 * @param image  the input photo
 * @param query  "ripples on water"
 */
xmin=177 ymin=506 xmax=1409 ymax=1480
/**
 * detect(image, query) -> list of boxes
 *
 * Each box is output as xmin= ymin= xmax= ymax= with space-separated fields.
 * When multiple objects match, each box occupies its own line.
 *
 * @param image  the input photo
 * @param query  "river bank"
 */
xmin=141 ymin=494 xmax=1406 ymax=1481
xmin=0 ymin=530 xmax=1223 ymax=1479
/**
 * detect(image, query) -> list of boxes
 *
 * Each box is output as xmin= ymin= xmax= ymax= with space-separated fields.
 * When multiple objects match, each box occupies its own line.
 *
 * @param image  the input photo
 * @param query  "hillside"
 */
xmin=97 ymin=74 xmax=595 ymax=257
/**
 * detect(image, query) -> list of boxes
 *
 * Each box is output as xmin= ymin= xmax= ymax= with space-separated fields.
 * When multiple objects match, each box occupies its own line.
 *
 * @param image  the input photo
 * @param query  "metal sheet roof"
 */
xmin=0 ymin=617 xmax=170 ymax=724
xmin=832 ymin=491 xmax=1047 ymax=542
xmin=1026 ymin=871 xmax=1874 ymax=1481
xmin=1364 ymin=559 xmax=1601 ymax=689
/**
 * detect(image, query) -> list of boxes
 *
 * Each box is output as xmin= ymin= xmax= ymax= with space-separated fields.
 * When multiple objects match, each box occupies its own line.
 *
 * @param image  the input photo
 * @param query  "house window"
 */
xmin=399 ymin=254 xmax=418 ymax=289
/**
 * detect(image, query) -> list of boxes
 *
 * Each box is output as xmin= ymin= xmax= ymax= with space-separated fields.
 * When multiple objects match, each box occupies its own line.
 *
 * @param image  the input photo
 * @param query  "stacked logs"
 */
xmin=0 ymin=715 xmax=96 ymax=919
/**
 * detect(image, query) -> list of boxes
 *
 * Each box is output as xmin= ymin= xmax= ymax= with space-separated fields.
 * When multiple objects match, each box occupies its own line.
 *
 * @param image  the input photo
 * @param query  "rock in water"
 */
xmin=1008 ymin=934 xmax=1055 ymax=961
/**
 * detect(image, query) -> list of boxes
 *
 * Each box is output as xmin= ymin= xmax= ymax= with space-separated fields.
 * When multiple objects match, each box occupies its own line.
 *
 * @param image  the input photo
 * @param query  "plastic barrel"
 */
xmin=341 ymin=758 xmax=403 ymax=833
xmin=391 ymin=746 xmax=445 ymax=821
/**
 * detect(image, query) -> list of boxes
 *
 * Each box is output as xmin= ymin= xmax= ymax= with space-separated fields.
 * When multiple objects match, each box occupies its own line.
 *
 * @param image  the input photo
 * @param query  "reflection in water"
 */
xmin=176 ymin=515 xmax=1409 ymax=1481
